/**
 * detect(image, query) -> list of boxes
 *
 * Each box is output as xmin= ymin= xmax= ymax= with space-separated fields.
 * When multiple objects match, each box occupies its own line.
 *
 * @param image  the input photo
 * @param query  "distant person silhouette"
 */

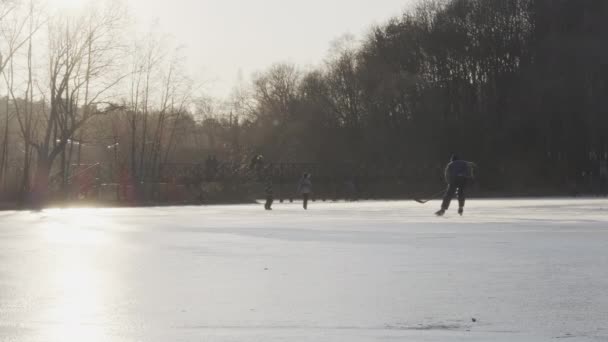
xmin=298 ymin=173 xmax=312 ymax=210
xmin=264 ymin=179 xmax=274 ymax=210
xmin=436 ymin=154 xmax=476 ymax=216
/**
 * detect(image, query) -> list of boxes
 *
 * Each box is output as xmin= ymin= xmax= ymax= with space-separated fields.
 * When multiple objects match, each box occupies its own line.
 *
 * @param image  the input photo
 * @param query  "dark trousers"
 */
xmin=265 ymin=196 xmax=273 ymax=210
xmin=441 ymin=176 xmax=467 ymax=210
xmin=303 ymin=193 xmax=309 ymax=209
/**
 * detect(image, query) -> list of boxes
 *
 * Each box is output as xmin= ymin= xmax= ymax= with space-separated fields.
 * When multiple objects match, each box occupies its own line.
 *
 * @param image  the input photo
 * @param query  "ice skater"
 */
xmin=297 ymin=173 xmax=312 ymax=210
xmin=436 ymin=154 xmax=476 ymax=216
xmin=264 ymin=179 xmax=274 ymax=210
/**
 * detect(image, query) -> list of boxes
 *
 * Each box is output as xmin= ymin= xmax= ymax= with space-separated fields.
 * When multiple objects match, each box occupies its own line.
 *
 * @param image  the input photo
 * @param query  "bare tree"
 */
xmin=25 ymin=3 xmax=127 ymax=204
xmin=252 ymin=63 xmax=300 ymax=124
xmin=0 ymin=0 xmax=43 ymax=75
xmin=1 ymin=0 xmax=43 ymax=198
xmin=150 ymin=50 xmax=194 ymax=175
xmin=124 ymin=31 xmax=166 ymax=183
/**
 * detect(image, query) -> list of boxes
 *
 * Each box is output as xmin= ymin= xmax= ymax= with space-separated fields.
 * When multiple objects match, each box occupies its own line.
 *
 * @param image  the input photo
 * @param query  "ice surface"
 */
xmin=1 ymin=199 xmax=607 ymax=341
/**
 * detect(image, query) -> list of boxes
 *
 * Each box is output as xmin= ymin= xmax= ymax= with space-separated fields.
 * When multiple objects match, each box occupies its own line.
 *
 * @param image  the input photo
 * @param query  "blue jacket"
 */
xmin=445 ymin=160 xmax=474 ymax=183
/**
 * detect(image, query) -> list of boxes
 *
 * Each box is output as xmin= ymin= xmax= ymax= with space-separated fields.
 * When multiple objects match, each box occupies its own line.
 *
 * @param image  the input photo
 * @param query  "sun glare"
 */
xmin=41 ymin=208 xmax=113 ymax=245
xmin=34 ymin=208 xmax=118 ymax=341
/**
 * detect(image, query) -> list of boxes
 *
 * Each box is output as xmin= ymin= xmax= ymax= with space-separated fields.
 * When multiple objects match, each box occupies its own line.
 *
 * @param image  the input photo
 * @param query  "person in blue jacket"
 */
xmin=436 ymin=154 xmax=476 ymax=216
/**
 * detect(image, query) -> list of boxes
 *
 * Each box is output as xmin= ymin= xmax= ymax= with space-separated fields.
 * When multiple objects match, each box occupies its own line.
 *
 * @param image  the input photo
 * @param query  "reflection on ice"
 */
xmin=30 ymin=208 xmax=117 ymax=341
xmin=41 ymin=253 xmax=108 ymax=341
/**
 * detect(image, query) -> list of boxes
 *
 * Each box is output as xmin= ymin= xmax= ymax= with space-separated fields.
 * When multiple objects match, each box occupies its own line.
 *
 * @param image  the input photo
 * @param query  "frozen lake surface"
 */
xmin=1 ymin=199 xmax=608 ymax=341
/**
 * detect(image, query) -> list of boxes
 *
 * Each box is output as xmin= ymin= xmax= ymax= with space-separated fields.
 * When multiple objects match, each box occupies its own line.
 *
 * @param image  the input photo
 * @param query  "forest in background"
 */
xmin=1 ymin=0 xmax=608 ymax=207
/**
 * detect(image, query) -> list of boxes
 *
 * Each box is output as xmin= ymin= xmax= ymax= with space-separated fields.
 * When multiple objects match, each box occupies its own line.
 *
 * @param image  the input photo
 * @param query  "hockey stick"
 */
xmin=414 ymin=189 xmax=445 ymax=204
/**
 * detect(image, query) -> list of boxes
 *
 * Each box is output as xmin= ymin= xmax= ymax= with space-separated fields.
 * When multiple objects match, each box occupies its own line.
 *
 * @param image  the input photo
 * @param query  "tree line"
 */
xmin=1 ymin=0 xmax=607 ymax=207
xmin=239 ymin=0 xmax=608 ymax=195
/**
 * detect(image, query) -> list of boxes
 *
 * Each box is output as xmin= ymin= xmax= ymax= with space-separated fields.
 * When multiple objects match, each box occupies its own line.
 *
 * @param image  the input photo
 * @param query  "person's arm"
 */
xmin=444 ymin=164 xmax=450 ymax=183
xmin=468 ymin=162 xmax=477 ymax=180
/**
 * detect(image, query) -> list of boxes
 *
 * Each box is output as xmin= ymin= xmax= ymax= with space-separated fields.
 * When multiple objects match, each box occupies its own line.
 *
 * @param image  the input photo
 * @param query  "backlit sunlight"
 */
xmin=41 ymin=208 xmax=112 ymax=245
xmin=33 ymin=208 xmax=119 ymax=341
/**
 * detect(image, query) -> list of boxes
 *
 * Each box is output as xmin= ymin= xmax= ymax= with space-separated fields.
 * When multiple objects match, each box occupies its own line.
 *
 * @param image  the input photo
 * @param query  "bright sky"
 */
xmin=49 ymin=0 xmax=417 ymax=98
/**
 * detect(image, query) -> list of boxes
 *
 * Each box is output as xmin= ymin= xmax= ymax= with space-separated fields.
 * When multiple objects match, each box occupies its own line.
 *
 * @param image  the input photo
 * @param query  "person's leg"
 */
xmin=457 ymin=181 xmax=466 ymax=215
xmin=303 ymin=193 xmax=309 ymax=209
xmin=441 ymin=183 xmax=457 ymax=210
xmin=265 ymin=196 xmax=272 ymax=210
xmin=458 ymin=180 xmax=466 ymax=209
xmin=436 ymin=183 xmax=456 ymax=216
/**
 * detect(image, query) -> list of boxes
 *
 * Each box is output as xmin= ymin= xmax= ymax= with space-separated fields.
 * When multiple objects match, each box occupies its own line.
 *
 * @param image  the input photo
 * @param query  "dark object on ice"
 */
xmin=472 ymin=317 xmax=477 ymax=322
xmin=415 ymin=189 xmax=446 ymax=204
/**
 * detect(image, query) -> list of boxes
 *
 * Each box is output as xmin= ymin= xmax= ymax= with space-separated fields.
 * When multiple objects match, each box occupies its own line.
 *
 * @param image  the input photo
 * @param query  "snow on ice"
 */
xmin=0 ymin=199 xmax=607 ymax=341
